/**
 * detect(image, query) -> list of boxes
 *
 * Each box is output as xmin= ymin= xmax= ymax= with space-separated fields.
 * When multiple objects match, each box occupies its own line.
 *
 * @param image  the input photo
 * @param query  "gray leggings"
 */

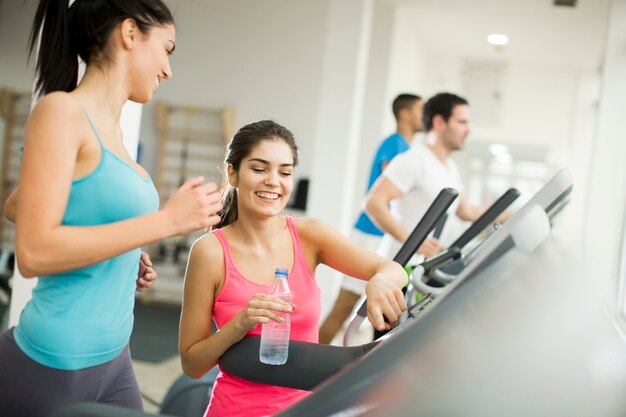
xmin=0 ymin=328 xmax=143 ymax=417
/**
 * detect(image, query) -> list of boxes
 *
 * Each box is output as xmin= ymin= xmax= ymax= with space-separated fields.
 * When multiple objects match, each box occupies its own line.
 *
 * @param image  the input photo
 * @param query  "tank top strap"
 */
xmin=285 ymin=216 xmax=314 ymax=277
xmin=79 ymin=106 xmax=106 ymax=148
xmin=212 ymin=229 xmax=237 ymax=273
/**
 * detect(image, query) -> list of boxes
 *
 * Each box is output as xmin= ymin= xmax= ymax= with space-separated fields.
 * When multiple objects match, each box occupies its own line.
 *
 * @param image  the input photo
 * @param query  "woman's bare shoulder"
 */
xmin=292 ymin=216 xmax=326 ymax=230
xmin=291 ymin=216 xmax=335 ymax=244
xmin=32 ymin=92 xmax=82 ymax=118
xmin=26 ymin=92 xmax=85 ymax=145
xmin=190 ymin=232 xmax=223 ymax=262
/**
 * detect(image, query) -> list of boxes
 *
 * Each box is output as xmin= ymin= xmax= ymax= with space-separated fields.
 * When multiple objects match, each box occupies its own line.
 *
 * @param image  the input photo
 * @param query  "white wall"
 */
xmin=584 ymin=0 xmax=626 ymax=307
xmin=141 ymin=0 xmax=330 ymax=184
xmin=497 ymin=64 xmax=580 ymax=145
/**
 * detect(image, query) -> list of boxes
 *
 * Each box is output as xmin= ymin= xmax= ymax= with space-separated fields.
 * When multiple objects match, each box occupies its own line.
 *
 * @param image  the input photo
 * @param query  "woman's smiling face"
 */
xmin=229 ymin=138 xmax=295 ymax=218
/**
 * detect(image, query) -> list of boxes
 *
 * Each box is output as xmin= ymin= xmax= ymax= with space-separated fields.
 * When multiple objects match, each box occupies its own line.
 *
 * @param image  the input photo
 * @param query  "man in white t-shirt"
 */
xmin=365 ymin=92 xmax=486 ymax=262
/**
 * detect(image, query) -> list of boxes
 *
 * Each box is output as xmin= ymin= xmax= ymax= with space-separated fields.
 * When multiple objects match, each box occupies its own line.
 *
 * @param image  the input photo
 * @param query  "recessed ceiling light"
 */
xmin=487 ymin=33 xmax=509 ymax=46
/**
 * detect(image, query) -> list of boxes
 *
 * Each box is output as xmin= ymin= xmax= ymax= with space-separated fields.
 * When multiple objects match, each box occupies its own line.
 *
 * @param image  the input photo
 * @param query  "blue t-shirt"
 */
xmin=354 ymin=132 xmax=410 ymax=236
xmin=14 ymin=112 xmax=159 ymax=370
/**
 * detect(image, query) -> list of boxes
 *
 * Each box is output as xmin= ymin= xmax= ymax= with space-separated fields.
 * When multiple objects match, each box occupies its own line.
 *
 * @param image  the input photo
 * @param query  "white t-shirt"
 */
xmin=377 ymin=142 xmax=464 ymax=260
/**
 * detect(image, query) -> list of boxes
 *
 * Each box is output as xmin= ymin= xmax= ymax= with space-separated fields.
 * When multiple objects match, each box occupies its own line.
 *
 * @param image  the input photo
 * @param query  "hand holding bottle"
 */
xmin=260 ymin=268 xmax=293 ymax=365
xmin=234 ymin=293 xmax=294 ymax=333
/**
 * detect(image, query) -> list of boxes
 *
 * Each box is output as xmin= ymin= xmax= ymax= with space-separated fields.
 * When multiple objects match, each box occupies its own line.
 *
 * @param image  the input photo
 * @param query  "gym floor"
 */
xmin=130 ymin=301 xmax=183 ymax=413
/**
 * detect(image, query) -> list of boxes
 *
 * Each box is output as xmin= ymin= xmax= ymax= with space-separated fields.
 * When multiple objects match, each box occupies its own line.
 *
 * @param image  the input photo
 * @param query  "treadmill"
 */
xmin=346 ymin=186 xmax=521 ymax=345
xmin=273 ymin=168 xmax=626 ymax=417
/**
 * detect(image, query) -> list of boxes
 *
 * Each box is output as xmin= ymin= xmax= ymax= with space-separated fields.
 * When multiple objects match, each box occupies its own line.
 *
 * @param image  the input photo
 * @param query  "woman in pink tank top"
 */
xmin=179 ymin=120 xmax=407 ymax=417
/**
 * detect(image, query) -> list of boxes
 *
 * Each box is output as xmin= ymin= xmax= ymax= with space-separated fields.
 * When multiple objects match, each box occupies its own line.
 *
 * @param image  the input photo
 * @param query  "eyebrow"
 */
xmin=248 ymin=157 xmax=294 ymax=167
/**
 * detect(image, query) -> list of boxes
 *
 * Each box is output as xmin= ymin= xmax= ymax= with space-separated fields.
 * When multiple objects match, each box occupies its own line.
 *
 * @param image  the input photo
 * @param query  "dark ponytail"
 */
xmin=216 ymin=120 xmax=299 ymax=229
xmin=29 ymin=0 xmax=76 ymax=96
xmin=28 ymin=0 xmax=174 ymax=97
xmin=217 ymin=186 xmax=238 ymax=230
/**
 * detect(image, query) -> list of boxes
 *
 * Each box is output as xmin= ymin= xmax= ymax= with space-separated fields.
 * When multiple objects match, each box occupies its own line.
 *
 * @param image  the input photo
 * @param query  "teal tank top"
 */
xmin=13 ymin=110 xmax=160 ymax=370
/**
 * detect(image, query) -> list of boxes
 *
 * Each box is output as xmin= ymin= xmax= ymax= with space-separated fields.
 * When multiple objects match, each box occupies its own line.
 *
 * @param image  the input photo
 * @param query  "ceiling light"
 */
xmin=487 ymin=33 xmax=509 ymax=46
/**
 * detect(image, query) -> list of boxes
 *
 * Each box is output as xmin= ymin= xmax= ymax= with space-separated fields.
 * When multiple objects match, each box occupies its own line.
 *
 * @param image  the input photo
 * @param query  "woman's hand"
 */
xmin=160 ymin=177 xmax=223 ymax=236
xmin=232 ymin=293 xmax=295 ymax=333
xmin=136 ymin=251 xmax=157 ymax=292
xmin=365 ymin=273 xmax=406 ymax=331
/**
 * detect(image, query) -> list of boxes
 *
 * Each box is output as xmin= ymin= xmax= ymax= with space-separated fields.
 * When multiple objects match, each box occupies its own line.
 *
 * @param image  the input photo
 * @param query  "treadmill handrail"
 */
xmin=346 ymin=187 xmax=518 ymax=346
xmin=352 ymin=187 xmax=459 ymax=321
xmin=343 ymin=188 xmax=458 ymax=347
xmin=449 ymin=187 xmax=520 ymax=250
xmin=392 ymin=188 xmax=459 ymax=266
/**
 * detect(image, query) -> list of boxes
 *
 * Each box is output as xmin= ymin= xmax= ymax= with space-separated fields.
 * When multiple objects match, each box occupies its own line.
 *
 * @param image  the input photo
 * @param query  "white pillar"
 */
xmin=583 ymin=0 xmax=626 ymax=308
xmin=307 ymin=0 xmax=373 ymax=321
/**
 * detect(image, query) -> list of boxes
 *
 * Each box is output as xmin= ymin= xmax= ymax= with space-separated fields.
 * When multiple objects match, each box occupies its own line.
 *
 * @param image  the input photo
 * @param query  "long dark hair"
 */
xmin=29 ymin=0 xmax=174 ymax=96
xmin=217 ymin=120 xmax=299 ymax=229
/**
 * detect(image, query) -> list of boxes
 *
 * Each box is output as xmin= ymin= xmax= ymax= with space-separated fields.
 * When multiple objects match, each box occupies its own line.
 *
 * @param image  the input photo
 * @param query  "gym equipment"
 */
xmin=224 ymin=169 xmax=573 ymax=400
xmin=158 ymin=366 xmax=219 ymax=417
xmin=405 ymin=187 xmax=520 ymax=303
xmin=273 ymin=168 xmax=625 ymax=417
xmin=50 ymin=403 xmax=171 ymax=417
xmin=413 ymin=169 xmax=570 ymax=298
xmin=350 ymin=186 xmax=520 ymax=345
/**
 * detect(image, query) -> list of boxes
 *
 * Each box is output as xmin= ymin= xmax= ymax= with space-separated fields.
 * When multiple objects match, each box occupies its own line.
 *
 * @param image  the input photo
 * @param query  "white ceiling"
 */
xmin=383 ymin=0 xmax=612 ymax=68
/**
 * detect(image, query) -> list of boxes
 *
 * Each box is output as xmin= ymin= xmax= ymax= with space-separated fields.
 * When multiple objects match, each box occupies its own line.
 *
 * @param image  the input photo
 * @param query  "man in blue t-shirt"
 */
xmin=319 ymin=93 xmax=423 ymax=344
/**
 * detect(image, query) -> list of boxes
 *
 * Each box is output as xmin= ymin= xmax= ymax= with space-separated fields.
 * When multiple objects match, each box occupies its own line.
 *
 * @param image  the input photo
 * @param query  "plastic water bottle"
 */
xmin=259 ymin=268 xmax=292 ymax=365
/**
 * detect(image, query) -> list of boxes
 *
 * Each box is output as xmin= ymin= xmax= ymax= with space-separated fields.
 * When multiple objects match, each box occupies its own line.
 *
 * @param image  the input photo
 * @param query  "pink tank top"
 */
xmin=205 ymin=216 xmax=321 ymax=417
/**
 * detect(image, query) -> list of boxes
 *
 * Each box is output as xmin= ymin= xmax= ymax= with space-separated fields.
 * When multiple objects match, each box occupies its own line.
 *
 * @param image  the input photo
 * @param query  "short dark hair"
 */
xmin=392 ymin=93 xmax=422 ymax=121
xmin=29 ymin=0 xmax=174 ymax=96
xmin=217 ymin=120 xmax=299 ymax=229
xmin=422 ymin=93 xmax=469 ymax=132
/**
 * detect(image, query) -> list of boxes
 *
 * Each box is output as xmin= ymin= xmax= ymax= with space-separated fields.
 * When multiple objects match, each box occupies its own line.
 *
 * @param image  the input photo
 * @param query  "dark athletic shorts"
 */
xmin=0 ymin=327 xmax=143 ymax=417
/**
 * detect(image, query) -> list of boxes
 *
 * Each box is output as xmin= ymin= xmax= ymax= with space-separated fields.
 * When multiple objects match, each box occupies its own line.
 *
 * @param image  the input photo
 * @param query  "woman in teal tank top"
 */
xmin=0 ymin=1 xmax=223 ymax=416
xmin=179 ymin=120 xmax=409 ymax=417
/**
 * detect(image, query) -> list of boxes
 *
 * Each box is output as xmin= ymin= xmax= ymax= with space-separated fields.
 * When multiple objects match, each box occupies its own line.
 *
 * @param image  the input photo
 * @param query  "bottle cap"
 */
xmin=275 ymin=268 xmax=289 ymax=276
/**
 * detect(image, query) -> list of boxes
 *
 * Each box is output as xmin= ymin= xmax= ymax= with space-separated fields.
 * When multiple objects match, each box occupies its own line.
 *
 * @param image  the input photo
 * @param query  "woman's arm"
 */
xmin=297 ymin=217 xmax=406 ymax=332
xmin=15 ymin=93 xmax=222 ymax=277
xmin=179 ymin=234 xmax=293 ymax=379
